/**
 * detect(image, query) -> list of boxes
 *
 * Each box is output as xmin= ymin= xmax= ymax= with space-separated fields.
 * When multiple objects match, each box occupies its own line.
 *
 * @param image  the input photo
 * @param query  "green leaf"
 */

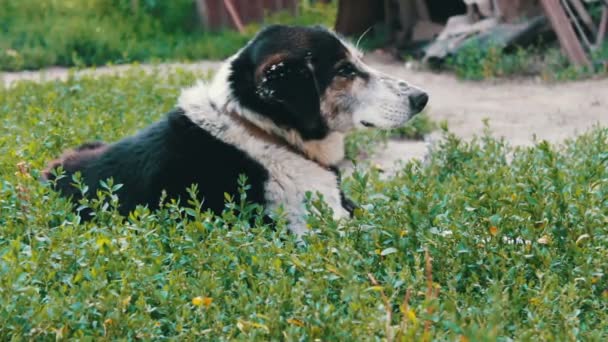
xmin=380 ymin=247 xmax=398 ymax=256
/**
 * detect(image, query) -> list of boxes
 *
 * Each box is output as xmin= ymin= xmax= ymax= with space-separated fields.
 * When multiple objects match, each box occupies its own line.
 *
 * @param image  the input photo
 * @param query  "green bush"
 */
xmin=445 ymin=41 xmax=608 ymax=81
xmin=0 ymin=0 xmax=337 ymax=71
xmin=345 ymin=112 xmax=436 ymax=160
xmin=1 ymin=68 xmax=606 ymax=339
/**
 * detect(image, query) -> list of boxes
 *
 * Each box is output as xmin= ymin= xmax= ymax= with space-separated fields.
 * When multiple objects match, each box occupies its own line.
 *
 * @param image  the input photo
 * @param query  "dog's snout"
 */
xmin=409 ymin=91 xmax=428 ymax=113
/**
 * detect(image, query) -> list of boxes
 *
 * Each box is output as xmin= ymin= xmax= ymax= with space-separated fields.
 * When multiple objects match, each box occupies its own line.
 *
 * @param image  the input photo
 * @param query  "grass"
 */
xmin=0 ymin=0 xmax=336 ymax=71
xmin=1 ymin=68 xmax=607 ymax=340
xmin=443 ymin=40 xmax=608 ymax=81
xmin=3 ymin=0 xmax=605 ymax=83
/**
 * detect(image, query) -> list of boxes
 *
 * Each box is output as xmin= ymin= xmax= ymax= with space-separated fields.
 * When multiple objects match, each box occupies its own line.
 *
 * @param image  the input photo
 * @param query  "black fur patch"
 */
xmin=45 ymin=108 xmax=269 ymax=218
xmin=229 ymin=25 xmax=349 ymax=141
xmin=329 ymin=166 xmax=358 ymax=217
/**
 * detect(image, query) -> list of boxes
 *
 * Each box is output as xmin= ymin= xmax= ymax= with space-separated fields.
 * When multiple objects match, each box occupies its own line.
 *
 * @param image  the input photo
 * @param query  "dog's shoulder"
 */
xmin=44 ymin=107 xmax=272 ymax=215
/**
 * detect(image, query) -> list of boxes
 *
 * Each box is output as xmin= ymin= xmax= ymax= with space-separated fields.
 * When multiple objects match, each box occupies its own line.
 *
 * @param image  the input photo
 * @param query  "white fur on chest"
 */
xmin=261 ymin=151 xmax=347 ymax=236
xmin=218 ymin=118 xmax=346 ymax=236
xmin=179 ymin=82 xmax=348 ymax=236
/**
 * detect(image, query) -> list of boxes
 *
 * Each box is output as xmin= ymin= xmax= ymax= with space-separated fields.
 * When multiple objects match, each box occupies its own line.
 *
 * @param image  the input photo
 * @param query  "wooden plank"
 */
xmin=224 ymin=0 xmax=245 ymax=33
xmin=562 ymin=0 xmax=593 ymax=49
xmin=255 ymin=0 xmax=264 ymax=22
xmin=539 ymin=0 xmax=590 ymax=67
xmin=567 ymin=0 xmax=597 ymax=34
xmin=195 ymin=0 xmax=208 ymax=29
xmin=202 ymin=0 xmax=298 ymax=30
xmin=335 ymin=0 xmax=383 ymax=36
xmin=496 ymin=0 xmax=521 ymax=20
xmin=219 ymin=0 xmax=229 ymax=27
xmin=397 ymin=0 xmax=417 ymax=36
xmin=204 ymin=0 xmax=223 ymax=29
xmin=598 ymin=6 xmax=608 ymax=47
xmin=414 ymin=0 xmax=430 ymax=21
xmin=495 ymin=0 xmax=543 ymax=22
xmin=265 ymin=0 xmax=276 ymax=12
xmin=384 ymin=0 xmax=396 ymax=42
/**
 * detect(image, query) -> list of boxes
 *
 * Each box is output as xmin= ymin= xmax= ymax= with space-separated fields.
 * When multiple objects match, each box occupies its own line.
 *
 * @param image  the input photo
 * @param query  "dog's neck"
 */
xmin=178 ymin=64 xmax=345 ymax=167
xmin=226 ymin=109 xmax=345 ymax=168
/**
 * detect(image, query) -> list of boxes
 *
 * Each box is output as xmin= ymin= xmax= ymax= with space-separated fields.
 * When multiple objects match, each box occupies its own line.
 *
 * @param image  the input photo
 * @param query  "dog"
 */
xmin=43 ymin=25 xmax=428 ymax=236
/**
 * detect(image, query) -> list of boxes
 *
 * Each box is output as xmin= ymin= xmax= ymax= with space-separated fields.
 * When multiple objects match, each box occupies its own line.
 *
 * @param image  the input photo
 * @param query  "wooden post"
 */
xmin=397 ymin=0 xmax=417 ymax=37
xmin=598 ymin=6 xmax=608 ymax=47
xmin=539 ymin=0 xmax=591 ymax=67
xmin=568 ymin=0 xmax=597 ymax=35
xmin=224 ymin=0 xmax=245 ymax=33
xmin=335 ymin=0 xmax=383 ymax=36
xmin=414 ymin=0 xmax=430 ymax=21
xmin=195 ymin=0 xmax=209 ymax=29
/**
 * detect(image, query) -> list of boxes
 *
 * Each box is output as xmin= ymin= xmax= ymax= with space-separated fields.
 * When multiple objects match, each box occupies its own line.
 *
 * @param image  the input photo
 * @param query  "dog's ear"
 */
xmin=255 ymin=55 xmax=328 ymax=140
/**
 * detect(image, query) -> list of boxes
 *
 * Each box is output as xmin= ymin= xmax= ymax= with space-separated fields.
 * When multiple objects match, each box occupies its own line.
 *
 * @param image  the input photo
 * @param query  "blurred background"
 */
xmin=1 ymin=0 xmax=606 ymax=80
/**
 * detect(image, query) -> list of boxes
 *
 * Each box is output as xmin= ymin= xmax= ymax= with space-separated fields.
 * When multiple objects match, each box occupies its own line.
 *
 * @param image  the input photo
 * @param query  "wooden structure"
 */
xmin=334 ymin=0 xmax=607 ymax=67
xmin=196 ymin=0 xmax=299 ymax=32
xmin=539 ymin=0 xmax=608 ymax=67
xmin=335 ymin=0 xmax=384 ymax=36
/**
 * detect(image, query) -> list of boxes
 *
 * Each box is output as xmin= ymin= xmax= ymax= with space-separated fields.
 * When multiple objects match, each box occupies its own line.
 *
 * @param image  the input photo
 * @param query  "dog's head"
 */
xmin=200 ymin=25 xmax=428 ymax=165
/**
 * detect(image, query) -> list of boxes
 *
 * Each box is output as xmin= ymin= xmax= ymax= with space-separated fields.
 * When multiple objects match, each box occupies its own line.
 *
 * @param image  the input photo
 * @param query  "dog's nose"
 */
xmin=409 ymin=91 xmax=429 ymax=113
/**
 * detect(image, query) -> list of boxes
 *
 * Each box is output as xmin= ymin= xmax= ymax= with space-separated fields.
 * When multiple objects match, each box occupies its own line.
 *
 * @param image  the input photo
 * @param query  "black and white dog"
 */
xmin=43 ymin=25 xmax=428 ymax=236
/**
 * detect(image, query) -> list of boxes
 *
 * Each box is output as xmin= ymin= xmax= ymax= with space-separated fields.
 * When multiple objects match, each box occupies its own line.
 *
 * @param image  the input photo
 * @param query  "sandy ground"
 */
xmin=2 ymin=59 xmax=607 ymax=174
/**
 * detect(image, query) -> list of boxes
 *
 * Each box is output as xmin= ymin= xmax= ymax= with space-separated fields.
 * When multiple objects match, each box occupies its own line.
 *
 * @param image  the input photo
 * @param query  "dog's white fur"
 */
xmin=180 ymin=81 xmax=348 ymax=236
xmin=334 ymin=38 xmax=426 ymax=130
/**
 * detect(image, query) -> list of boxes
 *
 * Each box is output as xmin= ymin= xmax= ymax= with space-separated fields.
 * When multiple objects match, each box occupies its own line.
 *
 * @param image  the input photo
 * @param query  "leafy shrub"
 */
xmin=1 ymin=69 xmax=607 ymax=339
xmin=108 ymin=0 xmax=201 ymax=33
xmin=445 ymin=40 xmax=608 ymax=81
xmin=345 ymin=112 xmax=436 ymax=160
xmin=0 ymin=0 xmax=337 ymax=71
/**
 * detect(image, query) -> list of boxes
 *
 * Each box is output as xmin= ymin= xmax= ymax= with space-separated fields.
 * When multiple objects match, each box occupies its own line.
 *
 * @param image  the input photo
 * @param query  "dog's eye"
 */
xmin=336 ymin=62 xmax=358 ymax=78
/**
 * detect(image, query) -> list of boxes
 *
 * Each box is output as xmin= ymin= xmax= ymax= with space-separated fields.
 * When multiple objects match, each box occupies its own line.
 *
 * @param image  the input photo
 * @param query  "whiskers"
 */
xmin=355 ymin=26 xmax=373 ymax=50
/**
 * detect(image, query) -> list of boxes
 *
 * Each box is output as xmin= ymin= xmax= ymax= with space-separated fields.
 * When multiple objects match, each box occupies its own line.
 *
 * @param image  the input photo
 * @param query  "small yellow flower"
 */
xmin=192 ymin=296 xmax=213 ymax=307
xmin=353 ymin=208 xmax=365 ymax=218
xmin=202 ymin=297 xmax=213 ymax=307
xmin=104 ymin=318 xmax=113 ymax=326
xmin=537 ymin=235 xmax=550 ymax=245
xmin=575 ymin=234 xmax=590 ymax=246
xmin=192 ymin=296 xmax=204 ymax=306
xmin=121 ymin=296 xmax=131 ymax=307
xmin=287 ymin=318 xmax=304 ymax=327
xmin=489 ymin=226 xmax=499 ymax=236
xmin=406 ymin=309 xmax=418 ymax=325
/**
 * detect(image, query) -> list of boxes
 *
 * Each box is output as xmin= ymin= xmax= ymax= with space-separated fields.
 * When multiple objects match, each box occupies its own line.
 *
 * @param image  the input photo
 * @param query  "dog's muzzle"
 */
xmin=408 ymin=90 xmax=429 ymax=114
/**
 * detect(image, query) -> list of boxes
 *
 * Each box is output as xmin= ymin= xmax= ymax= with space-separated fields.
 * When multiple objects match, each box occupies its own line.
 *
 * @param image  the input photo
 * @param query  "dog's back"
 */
xmin=43 ymin=109 xmax=269 ymax=217
xmin=43 ymin=141 xmax=108 ymax=201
